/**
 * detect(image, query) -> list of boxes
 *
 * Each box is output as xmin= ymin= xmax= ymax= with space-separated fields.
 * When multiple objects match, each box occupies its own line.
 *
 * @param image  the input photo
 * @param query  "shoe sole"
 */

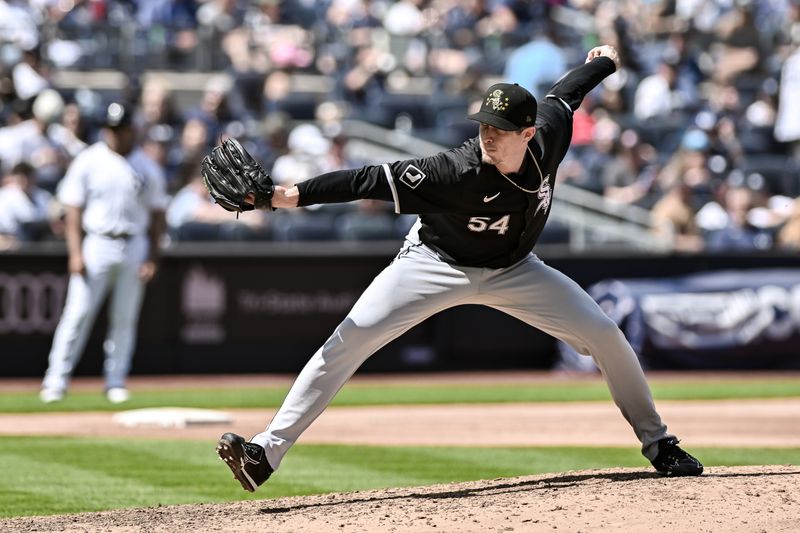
xmin=40 ymin=395 xmax=64 ymax=404
xmin=655 ymin=465 xmax=704 ymax=477
xmin=39 ymin=390 xmax=65 ymax=403
xmin=216 ymin=434 xmax=258 ymax=492
xmin=106 ymin=390 xmax=130 ymax=404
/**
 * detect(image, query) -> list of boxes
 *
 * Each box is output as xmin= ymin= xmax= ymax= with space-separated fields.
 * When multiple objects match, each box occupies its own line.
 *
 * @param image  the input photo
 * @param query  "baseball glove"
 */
xmin=201 ymin=138 xmax=275 ymax=212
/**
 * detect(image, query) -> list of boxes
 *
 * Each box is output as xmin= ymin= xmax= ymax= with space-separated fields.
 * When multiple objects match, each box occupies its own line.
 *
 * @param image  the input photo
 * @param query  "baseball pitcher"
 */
xmin=203 ymin=46 xmax=703 ymax=492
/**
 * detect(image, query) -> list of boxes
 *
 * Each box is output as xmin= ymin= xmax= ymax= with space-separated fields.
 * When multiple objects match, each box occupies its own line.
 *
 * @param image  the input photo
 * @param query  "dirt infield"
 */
xmin=3 ymin=372 xmax=799 ymax=447
xmin=2 ymin=398 xmax=800 ymax=447
xmin=3 ymin=465 xmax=799 ymax=532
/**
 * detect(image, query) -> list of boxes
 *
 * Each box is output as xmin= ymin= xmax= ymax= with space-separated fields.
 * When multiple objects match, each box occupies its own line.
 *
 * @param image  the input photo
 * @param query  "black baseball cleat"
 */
xmin=216 ymin=432 xmax=273 ymax=492
xmin=650 ymin=437 xmax=704 ymax=476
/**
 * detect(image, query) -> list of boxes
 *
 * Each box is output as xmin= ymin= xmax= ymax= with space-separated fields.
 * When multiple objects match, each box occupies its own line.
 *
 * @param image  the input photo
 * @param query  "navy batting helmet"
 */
xmin=104 ymin=102 xmax=133 ymax=129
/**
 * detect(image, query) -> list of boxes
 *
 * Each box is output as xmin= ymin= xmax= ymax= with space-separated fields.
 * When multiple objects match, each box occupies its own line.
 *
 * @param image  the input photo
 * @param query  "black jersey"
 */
xmin=298 ymin=57 xmax=616 ymax=268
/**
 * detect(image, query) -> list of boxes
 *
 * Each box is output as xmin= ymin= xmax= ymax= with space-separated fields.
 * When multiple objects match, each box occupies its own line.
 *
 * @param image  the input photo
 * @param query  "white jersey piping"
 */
xmin=545 ymin=94 xmax=572 ymax=114
xmin=383 ymin=163 xmax=401 ymax=214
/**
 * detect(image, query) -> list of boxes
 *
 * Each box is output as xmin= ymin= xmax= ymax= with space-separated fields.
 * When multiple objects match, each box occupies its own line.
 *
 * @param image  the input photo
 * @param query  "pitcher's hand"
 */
xmin=586 ymin=45 xmax=621 ymax=70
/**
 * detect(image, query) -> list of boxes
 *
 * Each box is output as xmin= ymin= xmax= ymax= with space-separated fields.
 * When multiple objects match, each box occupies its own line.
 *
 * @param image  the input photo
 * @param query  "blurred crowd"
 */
xmin=1 ymin=0 xmax=800 ymax=251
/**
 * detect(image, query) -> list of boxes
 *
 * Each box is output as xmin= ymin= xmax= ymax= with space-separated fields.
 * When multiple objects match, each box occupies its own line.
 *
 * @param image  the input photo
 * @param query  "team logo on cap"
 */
xmin=399 ymin=164 xmax=427 ymax=189
xmin=486 ymin=90 xmax=509 ymax=112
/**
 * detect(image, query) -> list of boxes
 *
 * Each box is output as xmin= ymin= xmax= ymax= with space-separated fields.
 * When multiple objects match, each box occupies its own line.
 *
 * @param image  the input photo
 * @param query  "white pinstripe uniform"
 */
xmin=41 ymin=142 xmax=167 ymax=397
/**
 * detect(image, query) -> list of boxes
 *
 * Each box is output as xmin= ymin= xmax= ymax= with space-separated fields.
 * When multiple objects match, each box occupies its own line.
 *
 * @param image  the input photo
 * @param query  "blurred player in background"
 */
xmin=40 ymin=102 xmax=167 ymax=404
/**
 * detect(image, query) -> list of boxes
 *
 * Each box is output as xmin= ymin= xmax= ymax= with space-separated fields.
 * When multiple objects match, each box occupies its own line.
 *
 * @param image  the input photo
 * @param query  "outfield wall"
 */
xmin=2 ymin=243 xmax=800 ymax=377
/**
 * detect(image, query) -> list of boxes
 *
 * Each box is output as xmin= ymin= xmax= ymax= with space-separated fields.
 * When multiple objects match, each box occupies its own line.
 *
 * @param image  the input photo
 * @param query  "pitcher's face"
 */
xmin=479 ymin=124 xmax=533 ymax=168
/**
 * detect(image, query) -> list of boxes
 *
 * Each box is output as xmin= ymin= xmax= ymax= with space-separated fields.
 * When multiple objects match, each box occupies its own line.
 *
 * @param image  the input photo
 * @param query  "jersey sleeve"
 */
xmin=533 ymin=97 xmax=575 ymax=164
xmin=298 ymin=148 xmax=469 ymax=214
xmin=533 ymin=57 xmax=617 ymax=165
xmin=545 ymin=57 xmax=616 ymax=111
xmin=297 ymin=166 xmax=394 ymax=206
xmin=56 ymin=151 xmax=89 ymax=208
xmin=378 ymin=149 xmax=469 ymax=214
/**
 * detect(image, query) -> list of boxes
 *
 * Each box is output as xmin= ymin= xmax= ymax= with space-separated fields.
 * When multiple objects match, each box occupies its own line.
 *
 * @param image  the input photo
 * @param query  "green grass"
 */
xmin=2 ymin=378 xmax=800 ymax=413
xmin=0 ymin=437 xmax=798 ymax=518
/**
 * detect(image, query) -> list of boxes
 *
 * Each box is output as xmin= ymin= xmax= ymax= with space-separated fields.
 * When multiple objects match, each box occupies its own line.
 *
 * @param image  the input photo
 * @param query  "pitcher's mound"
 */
xmin=3 ymin=465 xmax=798 ymax=532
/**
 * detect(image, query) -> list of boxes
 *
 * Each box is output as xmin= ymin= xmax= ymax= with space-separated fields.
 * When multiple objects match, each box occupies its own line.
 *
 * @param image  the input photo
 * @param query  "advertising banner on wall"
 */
xmin=0 ymin=252 xmax=443 ymax=375
xmin=5 ymin=250 xmax=800 ymax=376
xmin=178 ymin=262 xmax=364 ymax=346
xmin=558 ymin=269 xmax=800 ymax=370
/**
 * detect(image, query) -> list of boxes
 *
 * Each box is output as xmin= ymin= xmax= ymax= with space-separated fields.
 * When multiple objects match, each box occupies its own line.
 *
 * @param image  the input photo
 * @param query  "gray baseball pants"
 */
xmin=252 ymin=242 xmax=671 ymax=469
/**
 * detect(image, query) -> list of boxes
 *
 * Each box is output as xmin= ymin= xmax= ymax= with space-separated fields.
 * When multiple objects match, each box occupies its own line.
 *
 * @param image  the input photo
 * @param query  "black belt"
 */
xmin=97 ymin=232 xmax=135 ymax=240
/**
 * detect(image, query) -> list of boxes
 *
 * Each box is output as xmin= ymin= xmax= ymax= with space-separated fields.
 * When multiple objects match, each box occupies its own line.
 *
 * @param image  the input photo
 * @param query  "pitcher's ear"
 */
xmin=523 ymin=126 xmax=536 ymax=141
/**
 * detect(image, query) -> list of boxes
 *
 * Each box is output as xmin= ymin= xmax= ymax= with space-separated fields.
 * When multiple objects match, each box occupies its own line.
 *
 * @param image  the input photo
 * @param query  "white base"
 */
xmin=112 ymin=407 xmax=233 ymax=428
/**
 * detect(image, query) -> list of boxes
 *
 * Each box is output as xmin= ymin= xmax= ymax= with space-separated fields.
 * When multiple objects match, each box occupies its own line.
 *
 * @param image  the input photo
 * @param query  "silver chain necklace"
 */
xmin=494 ymin=146 xmax=545 ymax=194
